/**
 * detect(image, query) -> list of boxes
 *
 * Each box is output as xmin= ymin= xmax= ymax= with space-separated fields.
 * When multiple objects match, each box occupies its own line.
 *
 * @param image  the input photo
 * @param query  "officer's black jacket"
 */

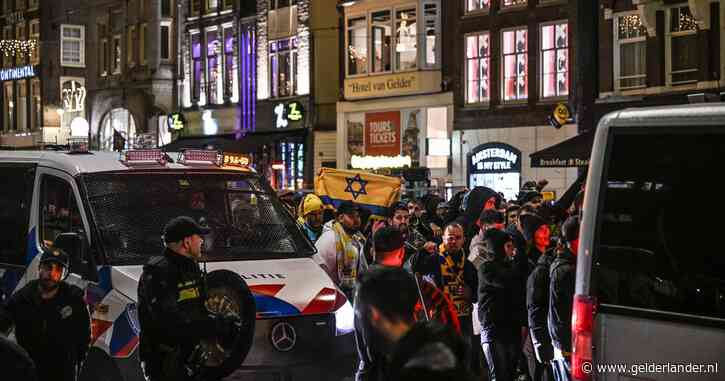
xmin=477 ymin=249 xmax=528 ymax=343
xmin=6 ymin=280 xmax=90 ymax=381
xmin=137 ymin=249 xmax=216 ymax=366
xmin=1 ymin=334 xmax=38 ymax=381
xmin=526 ymin=250 xmax=555 ymax=351
xmin=548 ymin=249 xmax=576 ymax=353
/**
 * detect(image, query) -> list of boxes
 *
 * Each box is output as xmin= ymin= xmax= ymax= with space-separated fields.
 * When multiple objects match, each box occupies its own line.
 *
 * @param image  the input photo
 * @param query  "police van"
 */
xmin=0 ymin=148 xmax=355 ymax=381
xmin=573 ymin=103 xmax=725 ymax=380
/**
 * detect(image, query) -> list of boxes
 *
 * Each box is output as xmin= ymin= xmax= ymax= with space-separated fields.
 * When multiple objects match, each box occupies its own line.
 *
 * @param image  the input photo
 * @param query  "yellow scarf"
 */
xmin=439 ymin=245 xmax=471 ymax=316
xmin=333 ymin=222 xmax=365 ymax=291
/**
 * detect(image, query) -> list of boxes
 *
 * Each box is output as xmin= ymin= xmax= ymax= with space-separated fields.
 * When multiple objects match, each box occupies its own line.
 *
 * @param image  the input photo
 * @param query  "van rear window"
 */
xmin=82 ymin=172 xmax=315 ymax=265
xmin=594 ymin=130 xmax=725 ymax=320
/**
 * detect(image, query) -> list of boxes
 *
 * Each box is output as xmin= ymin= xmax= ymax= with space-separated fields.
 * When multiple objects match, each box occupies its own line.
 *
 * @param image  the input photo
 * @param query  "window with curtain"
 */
xmin=61 ymin=25 xmax=85 ymax=67
xmin=502 ymin=0 xmax=526 ymax=7
xmin=207 ymin=29 xmax=221 ymax=104
xmin=502 ymin=27 xmax=528 ymax=101
xmin=224 ymin=26 xmax=238 ymax=101
xmin=423 ymin=1 xmax=440 ymax=68
xmin=466 ymin=0 xmax=490 ymax=13
xmin=395 ymin=8 xmax=417 ymax=71
xmin=371 ymin=10 xmax=392 ymax=73
xmin=615 ymin=13 xmax=647 ymax=90
xmin=269 ymin=38 xmax=297 ymax=98
xmin=191 ymin=33 xmax=202 ymax=101
xmin=540 ymin=21 xmax=568 ymax=98
xmin=465 ymin=32 xmax=490 ymax=104
xmin=668 ymin=6 xmax=698 ymax=85
xmin=347 ymin=16 xmax=368 ymax=75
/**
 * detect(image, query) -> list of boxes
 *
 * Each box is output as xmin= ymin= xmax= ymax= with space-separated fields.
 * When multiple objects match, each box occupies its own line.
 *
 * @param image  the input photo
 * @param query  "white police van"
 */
xmin=573 ymin=103 xmax=725 ymax=380
xmin=0 ymin=148 xmax=355 ymax=380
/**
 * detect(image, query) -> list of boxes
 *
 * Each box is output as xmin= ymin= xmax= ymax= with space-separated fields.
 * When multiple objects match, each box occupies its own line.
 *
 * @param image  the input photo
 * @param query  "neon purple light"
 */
xmin=236 ymin=23 xmax=256 ymax=139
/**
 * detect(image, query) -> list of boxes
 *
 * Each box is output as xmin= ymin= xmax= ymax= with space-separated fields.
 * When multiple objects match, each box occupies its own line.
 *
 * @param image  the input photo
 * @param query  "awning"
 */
xmin=530 ymin=129 xmax=594 ymax=168
xmin=161 ymin=129 xmax=307 ymax=154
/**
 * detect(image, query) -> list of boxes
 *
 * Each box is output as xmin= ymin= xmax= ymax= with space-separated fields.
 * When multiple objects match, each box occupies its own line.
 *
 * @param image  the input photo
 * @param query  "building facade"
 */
xmin=447 ymin=0 xmax=579 ymax=200
xmin=336 ymin=0 xmax=452 ymax=196
xmin=0 ymin=0 xmax=86 ymax=148
xmin=594 ymin=0 xmax=724 ymax=119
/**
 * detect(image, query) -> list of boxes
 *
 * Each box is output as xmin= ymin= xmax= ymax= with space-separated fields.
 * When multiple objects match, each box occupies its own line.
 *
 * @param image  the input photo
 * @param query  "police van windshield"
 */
xmin=82 ymin=172 xmax=315 ymax=265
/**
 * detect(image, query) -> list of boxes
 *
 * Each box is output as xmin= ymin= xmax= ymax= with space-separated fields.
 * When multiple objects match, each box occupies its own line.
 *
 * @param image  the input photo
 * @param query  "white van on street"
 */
xmin=573 ymin=103 xmax=725 ymax=380
xmin=0 ymin=148 xmax=355 ymax=381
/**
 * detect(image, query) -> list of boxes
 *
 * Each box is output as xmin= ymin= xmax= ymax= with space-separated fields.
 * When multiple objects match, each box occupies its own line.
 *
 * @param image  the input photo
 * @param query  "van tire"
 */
xmin=198 ymin=269 xmax=256 ymax=380
xmin=79 ymin=347 xmax=124 ymax=381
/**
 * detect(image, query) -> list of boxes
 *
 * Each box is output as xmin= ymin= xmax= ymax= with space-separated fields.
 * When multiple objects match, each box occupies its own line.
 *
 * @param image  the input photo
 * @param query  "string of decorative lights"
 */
xmin=0 ymin=39 xmax=38 ymax=57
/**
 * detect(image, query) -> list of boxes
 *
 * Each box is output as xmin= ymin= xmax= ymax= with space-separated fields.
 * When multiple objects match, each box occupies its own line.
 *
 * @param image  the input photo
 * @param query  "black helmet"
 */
xmin=39 ymin=247 xmax=69 ymax=269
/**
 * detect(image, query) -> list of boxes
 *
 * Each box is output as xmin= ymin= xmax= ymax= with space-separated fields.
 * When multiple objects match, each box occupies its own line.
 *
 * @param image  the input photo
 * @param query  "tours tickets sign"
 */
xmin=364 ymin=111 xmax=401 ymax=157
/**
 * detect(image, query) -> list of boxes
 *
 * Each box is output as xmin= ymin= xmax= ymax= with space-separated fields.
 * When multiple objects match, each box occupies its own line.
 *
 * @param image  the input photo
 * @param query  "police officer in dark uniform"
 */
xmin=5 ymin=247 xmax=90 ymax=381
xmin=137 ymin=216 xmax=237 ymax=381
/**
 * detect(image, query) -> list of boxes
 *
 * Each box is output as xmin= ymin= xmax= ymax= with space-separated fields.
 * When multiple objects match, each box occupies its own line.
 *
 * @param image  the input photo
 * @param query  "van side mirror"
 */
xmin=54 ymin=232 xmax=98 ymax=282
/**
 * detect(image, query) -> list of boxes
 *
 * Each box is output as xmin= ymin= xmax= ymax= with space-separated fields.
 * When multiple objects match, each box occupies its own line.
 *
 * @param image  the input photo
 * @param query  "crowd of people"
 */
xmin=285 ymin=179 xmax=585 ymax=381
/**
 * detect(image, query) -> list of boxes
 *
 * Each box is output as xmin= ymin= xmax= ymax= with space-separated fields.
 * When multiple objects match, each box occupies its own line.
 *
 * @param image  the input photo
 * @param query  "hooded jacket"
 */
xmin=526 ymin=249 xmax=555 ymax=361
xmin=456 ymin=187 xmax=502 ymax=243
xmin=387 ymin=321 xmax=472 ymax=381
xmin=548 ymin=248 xmax=576 ymax=353
xmin=477 ymin=230 xmax=528 ymax=343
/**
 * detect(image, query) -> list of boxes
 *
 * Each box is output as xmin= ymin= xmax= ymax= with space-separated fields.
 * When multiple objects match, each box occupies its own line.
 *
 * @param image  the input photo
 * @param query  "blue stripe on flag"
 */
xmin=318 ymin=196 xmax=389 ymax=217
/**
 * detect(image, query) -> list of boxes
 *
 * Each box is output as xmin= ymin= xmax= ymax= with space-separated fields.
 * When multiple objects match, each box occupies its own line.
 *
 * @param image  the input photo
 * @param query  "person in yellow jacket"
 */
xmin=297 ymin=193 xmax=325 ymax=243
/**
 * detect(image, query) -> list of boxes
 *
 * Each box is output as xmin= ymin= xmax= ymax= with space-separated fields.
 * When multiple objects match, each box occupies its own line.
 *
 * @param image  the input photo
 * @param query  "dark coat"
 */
xmin=137 ymin=248 xmax=217 ymax=378
xmin=548 ymin=249 xmax=576 ymax=353
xmin=387 ymin=321 xmax=473 ymax=381
xmin=477 ymin=249 xmax=528 ymax=343
xmin=526 ymin=250 xmax=555 ymax=360
xmin=6 ymin=280 xmax=90 ymax=381
xmin=0 ymin=334 xmax=38 ymax=381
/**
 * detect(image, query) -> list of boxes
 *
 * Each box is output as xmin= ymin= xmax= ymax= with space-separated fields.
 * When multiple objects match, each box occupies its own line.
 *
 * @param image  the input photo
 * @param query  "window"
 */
xmin=224 ymin=0 xmax=234 ymax=10
xmin=371 ymin=10 xmax=391 ymax=73
xmin=3 ymin=0 xmax=10 ymax=12
xmin=270 ymin=0 xmax=292 ymax=10
xmin=161 ymin=0 xmax=172 ymax=17
xmin=140 ymin=24 xmax=147 ymax=64
xmin=191 ymin=32 xmax=202 ymax=101
xmin=269 ymin=38 xmax=297 ymax=98
xmin=667 ymin=6 xmax=698 ymax=85
xmin=15 ymin=23 xmax=25 ymax=66
xmin=422 ymin=1 xmax=440 ymax=68
xmin=3 ymin=82 xmax=13 ymax=131
xmin=127 ymin=25 xmax=136 ymax=67
xmin=465 ymin=32 xmax=490 ymax=104
xmin=206 ymin=29 xmax=221 ymax=104
xmin=502 ymin=27 xmax=528 ymax=101
xmin=61 ymin=25 xmax=85 ymax=68
xmin=31 ymin=79 xmax=40 ymax=131
xmin=465 ymin=0 xmax=489 ymax=12
xmin=191 ymin=0 xmax=201 ymax=16
xmin=206 ymin=0 xmax=217 ymax=13
xmin=160 ymin=23 xmax=172 ymax=60
xmin=112 ymin=35 xmax=122 ymax=74
xmin=593 ymin=132 xmax=725 ymax=320
xmin=614 ymin=13 xmax=647 ymax=90
xmin=140 ymin=0 xmax=145 ymax=17
xmin=395 ymin=8 xmax=417 ymax=71
xmin=15 ymin=0 xmax=24 ymax=11
xmin=223 ymin=26 xmax=238 ymax=101
xmin=29 ymin=19 xmax=39 ymax=65
xmin=0 ymin=165 xmax=35 ymax=266
xmin=100 ymin=39 xmax=108 ymax=76
xmin=502 ymin=0 xmax=526 ymax=7
xmin=347 ymin=16 xmax=367 ymax=76
xmin=2 ymin=27 xmax=11 ymax=68
xmin=16 ymin=80 xmax=26 ymax=132
xmin=40 ymin=175 xmax=84 ymax=248
xmin=28 ymin=0 xmax=39 ymax=10
xmin=540 ymin=21 xmax=568 ymax=98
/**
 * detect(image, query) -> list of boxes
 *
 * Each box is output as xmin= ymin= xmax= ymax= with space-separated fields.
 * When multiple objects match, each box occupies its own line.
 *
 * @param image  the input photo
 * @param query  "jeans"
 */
xmin=482 ymin=340 xmax=519 ymax=381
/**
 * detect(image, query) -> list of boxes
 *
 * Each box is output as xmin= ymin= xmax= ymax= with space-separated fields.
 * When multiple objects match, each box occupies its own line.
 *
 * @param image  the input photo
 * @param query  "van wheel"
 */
xmin=196 ymin=269 xmax=256 ymax=380
xmin=79 ymin=348 xmax=124 ymax=381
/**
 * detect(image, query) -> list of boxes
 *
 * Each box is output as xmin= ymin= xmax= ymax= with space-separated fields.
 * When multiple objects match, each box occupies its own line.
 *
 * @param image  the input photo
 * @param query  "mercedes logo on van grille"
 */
xmin=270 ymin=322 xmax=297 ymax=352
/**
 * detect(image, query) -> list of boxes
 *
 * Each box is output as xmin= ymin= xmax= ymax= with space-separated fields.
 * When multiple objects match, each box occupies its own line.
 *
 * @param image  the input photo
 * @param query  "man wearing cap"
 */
xmin=314 ymin=201 xmax=367 ymax=299
xmin=5 ymin=247 xmax=90 ymax=381
xmin=137 ymin=216 xmax=236 ymax=381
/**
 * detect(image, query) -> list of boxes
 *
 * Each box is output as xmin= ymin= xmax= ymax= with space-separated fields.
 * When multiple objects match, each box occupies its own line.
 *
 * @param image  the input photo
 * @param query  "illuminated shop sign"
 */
xmin=274 ymin=101 xmax=304 ymax=128
xmin=62 ymin=80 xmax=86 ymax=112
xmin=167 ymin=112 xmax=186 ymax=131
xmin=469 ymin=142 xmax=522 ymax=174
xmin=0 ymin=65 xmax=35 ymax=81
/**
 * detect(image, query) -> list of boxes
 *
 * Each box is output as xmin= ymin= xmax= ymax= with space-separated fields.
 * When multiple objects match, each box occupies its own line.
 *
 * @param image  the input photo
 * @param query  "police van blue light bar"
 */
xmin=177 ymin=149 xmax=222 ymax=166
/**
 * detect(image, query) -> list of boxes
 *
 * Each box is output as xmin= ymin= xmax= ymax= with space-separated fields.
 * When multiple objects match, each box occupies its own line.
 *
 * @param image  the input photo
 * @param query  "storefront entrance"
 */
xmin=468 ymin=142 xmax=522 ymax=201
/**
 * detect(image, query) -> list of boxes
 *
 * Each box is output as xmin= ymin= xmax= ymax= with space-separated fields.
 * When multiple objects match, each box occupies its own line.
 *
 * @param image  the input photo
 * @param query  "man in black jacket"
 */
xmin=137 ymin=216 xmax=237 ymax=381
xmin=549 ymin=216 xmax=579 ymax=381
xmin=355 ymin=266 xmax=471 ymax=381
xmin=478 ymin=228 xmax=528 ymax=381
xmin=5 ymin=248 xmax=90 ymax=381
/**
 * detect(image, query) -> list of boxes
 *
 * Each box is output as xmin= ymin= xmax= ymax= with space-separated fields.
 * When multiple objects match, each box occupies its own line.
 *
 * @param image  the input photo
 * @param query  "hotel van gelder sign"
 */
xmin=344 ymin=71 xmax=441 ymax=100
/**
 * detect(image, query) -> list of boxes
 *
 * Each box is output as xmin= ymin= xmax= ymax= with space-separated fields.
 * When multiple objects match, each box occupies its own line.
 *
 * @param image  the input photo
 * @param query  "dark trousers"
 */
xmin=523 ymin=333 xmax=554 ymax=381
xmin=482 ymin=340 xmax=519 ymax=381
xmin=459 ymin=315 xmax=478 ymax=374
xmin=552 ymin=358 xmax=572 ymax=381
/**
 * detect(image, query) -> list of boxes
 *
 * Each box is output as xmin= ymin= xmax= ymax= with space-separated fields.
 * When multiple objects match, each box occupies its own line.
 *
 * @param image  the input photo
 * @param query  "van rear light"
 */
xmin=572 ymin=294 xmax=596 ymax=381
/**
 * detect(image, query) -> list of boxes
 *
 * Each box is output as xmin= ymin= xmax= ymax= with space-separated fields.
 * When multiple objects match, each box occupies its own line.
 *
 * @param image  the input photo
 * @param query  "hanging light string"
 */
xmin=0 ymin=39 xmax=38 ymax=57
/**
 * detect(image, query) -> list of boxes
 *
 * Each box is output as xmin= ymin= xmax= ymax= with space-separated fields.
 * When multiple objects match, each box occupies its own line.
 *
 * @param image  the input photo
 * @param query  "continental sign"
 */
xmin=344 ymin=71 xmax=442 ymax=100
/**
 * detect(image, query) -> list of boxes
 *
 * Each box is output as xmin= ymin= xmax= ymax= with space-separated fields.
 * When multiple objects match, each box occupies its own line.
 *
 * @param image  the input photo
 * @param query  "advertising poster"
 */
xmin=364 ymin=111 xmax=401 ymax=157
xmin=347 ymin=113 xmax=364 ymax=158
